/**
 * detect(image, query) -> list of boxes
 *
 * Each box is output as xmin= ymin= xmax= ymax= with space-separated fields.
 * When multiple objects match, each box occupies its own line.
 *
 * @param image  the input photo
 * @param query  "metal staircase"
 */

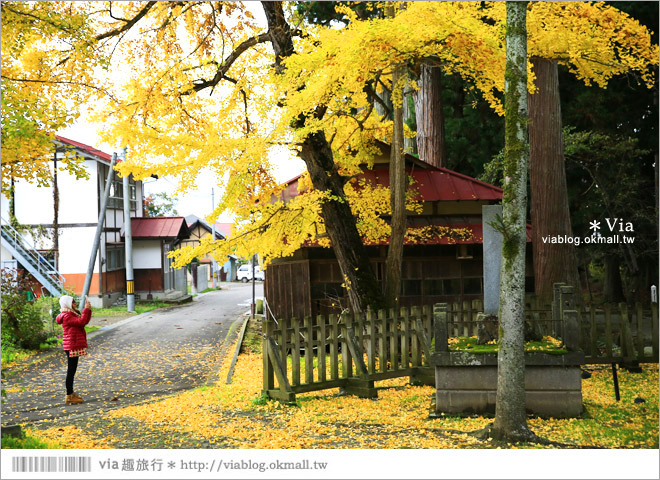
xmin=0 ymin=216 xmax=65 ymax=296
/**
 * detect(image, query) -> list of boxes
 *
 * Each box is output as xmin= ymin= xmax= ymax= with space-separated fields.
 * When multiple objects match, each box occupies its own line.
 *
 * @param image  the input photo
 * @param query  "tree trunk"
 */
xmin=403 ymin=93 xmax=417 ymax=156
xmin=9 ymin=175 xmax=17 ymax=228
xmin=385 ymin=63 xmax=407 ymax=307
xmin=414 ymin=60 xmax=446 ymax=168
xmin=604 ymin=256 xmax=625 ymax=303
xmin=528 ymin=57 xmax=580 ymax=302
xmin=491 ymin=1 xmax=537 ymax=443
xmin=300 ymin=132 xmax=385 ymax=313
xmin=263 ymin=2 xmax=386 ymax=314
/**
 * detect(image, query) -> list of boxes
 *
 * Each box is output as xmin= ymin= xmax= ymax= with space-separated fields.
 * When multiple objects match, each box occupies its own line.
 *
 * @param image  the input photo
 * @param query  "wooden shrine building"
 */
xmin=264 ymin=146 xmax=533 ymax=321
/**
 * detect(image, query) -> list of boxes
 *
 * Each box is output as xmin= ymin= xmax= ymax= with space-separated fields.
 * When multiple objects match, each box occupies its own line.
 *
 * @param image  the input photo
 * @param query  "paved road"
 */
xmin=1 ymin=282 xmax=263 ymax=427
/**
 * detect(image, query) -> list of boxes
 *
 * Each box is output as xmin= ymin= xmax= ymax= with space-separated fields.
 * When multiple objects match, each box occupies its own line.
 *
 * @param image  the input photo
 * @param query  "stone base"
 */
xmin=433 ymin=353 xmax=584 ymax=418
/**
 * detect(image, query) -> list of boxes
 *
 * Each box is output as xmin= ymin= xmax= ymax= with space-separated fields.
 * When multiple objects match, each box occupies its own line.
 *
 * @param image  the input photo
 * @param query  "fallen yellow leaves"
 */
xmin=27 ymin=333 xmax=659 ymax=449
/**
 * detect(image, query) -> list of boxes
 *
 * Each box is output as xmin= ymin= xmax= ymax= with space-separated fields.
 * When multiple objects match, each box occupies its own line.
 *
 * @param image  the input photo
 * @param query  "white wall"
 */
xmin=1 ymin=194 xmax=9 ymax=220
xmin=1 ymin=244 xmax=15 ymax=263
xmin=58 ymin=159 xmax=98 ymax=224
xmin=13 ymin=162 xmax=56 ymax=225
xmin=59 ymin=227 xmax=99 ymax=273
xmin=133 ymin=240 xmax=162 ymax=269
xmin=10 ymin=158 xmax=99 ymax=226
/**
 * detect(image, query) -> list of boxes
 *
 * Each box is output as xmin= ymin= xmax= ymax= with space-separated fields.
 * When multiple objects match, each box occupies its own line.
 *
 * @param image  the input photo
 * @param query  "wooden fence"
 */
xmin=262 ymin=286 xmax=659 ymax=402
xmin=553 ymin=283 xmax=659 ymax=364
xmin=262 ymin=306 xmax=435 ymax=402
xmin=577 ymin=302 xmax=659 ymax=363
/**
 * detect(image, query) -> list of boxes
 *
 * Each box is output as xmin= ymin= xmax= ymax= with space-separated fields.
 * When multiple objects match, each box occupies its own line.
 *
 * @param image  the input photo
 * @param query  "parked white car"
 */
xmin=237 ymin=264 xmax=264 ymax=282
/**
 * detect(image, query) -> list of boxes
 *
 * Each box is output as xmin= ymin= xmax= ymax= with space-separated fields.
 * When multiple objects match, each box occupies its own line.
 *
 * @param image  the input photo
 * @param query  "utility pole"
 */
xmin=251 ymin=253 xmax=256 ymax=318
xmin=122 ymin=147 xmax=136 ymax=313
xmin=81 ymin=153 xmax=116 ymax=307
xmin=211 ymin=188 xmax=216 ymax=289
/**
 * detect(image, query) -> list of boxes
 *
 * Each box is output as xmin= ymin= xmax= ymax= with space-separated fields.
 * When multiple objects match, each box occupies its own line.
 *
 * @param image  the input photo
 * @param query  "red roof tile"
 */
xmin=55 ymin=135 xmax=113 ymax=162
xmin=126 ymin=217 xmax=190 ymax=240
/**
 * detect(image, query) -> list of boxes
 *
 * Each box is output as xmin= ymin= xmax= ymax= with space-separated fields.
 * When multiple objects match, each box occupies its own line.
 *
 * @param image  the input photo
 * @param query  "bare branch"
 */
xmin=96 ymin=1 xmax=158 ymax=41
xmin=184 ymin=32 xmax=272 ymax=95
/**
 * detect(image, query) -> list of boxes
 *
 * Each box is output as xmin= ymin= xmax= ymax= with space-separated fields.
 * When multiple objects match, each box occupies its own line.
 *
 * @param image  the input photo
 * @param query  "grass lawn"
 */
xmin=93 ymin=301 xmax=169 ymax=317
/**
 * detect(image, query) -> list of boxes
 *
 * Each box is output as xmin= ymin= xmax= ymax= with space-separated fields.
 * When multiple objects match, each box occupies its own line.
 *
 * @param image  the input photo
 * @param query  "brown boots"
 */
xmin=65 ymin=393 xmax=83 ymax=405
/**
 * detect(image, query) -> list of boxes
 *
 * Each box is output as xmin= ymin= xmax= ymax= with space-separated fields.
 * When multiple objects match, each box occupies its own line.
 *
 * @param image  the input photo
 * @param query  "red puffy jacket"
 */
xmin=56 ymin=308 xmax=92 ymax=351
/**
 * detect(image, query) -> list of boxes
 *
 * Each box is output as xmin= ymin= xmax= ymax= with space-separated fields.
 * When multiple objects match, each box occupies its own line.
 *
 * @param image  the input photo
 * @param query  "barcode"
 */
xmin=11 ymin=456 xmax=92 ymax=473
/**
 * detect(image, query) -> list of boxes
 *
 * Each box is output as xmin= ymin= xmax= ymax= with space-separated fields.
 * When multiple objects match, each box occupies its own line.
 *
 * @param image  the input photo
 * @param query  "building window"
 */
xmin=106 ymin=247 xmax=125 ymax=271
xmin=106 ymin=166 xmax=138 ymax=210
xmin=443 ymin=279 xmax=461 ymax=295
xmin=402 ymin=280 xmax=423 ymax=296
xmin=425 ymin=279 xmax=444 ymax=296
xmin=463 ymin=278 xmax=482 ymax=295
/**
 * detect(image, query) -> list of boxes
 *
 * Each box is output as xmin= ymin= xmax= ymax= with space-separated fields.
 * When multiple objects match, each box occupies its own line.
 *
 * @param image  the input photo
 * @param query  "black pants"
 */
xmin=64 ymin=351 xmax=79 ymax=395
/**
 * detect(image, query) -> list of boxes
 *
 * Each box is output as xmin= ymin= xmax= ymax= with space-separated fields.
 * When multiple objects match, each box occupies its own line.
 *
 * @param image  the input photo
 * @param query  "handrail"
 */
xmin=0 ymin=216 xmax=65 ymax=289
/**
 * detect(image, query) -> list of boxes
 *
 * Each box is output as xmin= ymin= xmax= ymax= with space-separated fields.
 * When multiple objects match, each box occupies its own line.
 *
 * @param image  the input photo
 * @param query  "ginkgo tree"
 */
xmin=84 ymin=1 xmax=501 ymax=312
xmin=0 ymin=1 xmax=109 ymax=195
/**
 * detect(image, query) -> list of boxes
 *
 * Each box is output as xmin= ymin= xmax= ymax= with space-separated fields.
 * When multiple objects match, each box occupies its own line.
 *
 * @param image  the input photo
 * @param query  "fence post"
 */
xmin=559 ymin=285 xmax=574 ymax=342
xmin=433 ymin=303 xmax=448 ymax=353
xmin=292 ymin=317 xmax=301 ymax=386
xmin=341 ymin=313 xmax=353 ymax=379
xmin=378 ymin=309 xmax=387 ymax=373
xmin=563 ymin=310 xmax=580 ymax=352
xmin=262 ymin=316 xmax=275 ymax=393
xmin=329 ymin=314 xmax=339 ymax=380
xmin=342 ymin=313 xmax=368 ymax=377
xmin=342 ymin=312 xmax=376 ymax=398
xmin=635 ymin=303 xmax=644 ymax=361
xmin=367 ymin=308 xmax=376 ymax=374
xmin=304 ymin=316 xmax=314 ymax=384
xmin=618 ymin=303 xmax=637 ymax=365
xmin=652 ymin=302 xmax=659 ymax=361
xmin=553 ymin=282 xmax=566 ymax=338
xmin=402 ymin=307 xmax=410 ymax=369
xmin=318 ymin=314 xmax=327 ymax=383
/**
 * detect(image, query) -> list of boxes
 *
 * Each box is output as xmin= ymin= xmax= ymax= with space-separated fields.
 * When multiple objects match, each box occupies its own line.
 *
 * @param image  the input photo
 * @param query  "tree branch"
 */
xmin=184 ymin=32 xmax=272 ymax=95
xmin=96 ymin=1 xmax=158 ymax=41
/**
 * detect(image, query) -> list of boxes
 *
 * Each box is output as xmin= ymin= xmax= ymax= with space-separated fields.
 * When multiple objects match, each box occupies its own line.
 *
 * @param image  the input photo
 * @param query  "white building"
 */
xmin=1 ymin=136 xmax=146 ymax=307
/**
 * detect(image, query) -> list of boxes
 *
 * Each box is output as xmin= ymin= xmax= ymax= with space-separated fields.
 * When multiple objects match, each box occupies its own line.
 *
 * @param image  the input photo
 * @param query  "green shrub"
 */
xmin=1 ymin=434 xmax=57 ymax=449
xmin=1 ymin=269 xmax=49 ymax=350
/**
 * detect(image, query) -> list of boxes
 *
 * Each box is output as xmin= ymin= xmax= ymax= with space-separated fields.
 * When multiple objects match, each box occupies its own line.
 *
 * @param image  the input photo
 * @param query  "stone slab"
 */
xmin=482 ymin=205 xmax=503 ymax=315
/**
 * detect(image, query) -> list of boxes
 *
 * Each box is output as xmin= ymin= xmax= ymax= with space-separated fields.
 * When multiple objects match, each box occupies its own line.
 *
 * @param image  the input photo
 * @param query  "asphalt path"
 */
xmin=1 ymin=282 xmax=263 ymax=427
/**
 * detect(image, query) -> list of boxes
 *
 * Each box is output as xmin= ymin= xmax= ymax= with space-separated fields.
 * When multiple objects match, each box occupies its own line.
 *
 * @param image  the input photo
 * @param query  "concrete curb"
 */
xmin=225 ymin=316 xmax=251 ymax=384
xmin=203 ymin=315 xmax=249 ymax=386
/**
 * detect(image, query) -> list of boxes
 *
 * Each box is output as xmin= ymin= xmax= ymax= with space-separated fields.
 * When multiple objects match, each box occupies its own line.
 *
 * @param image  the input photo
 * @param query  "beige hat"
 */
xmin=59 ymin=295 xmax=74 ymax=310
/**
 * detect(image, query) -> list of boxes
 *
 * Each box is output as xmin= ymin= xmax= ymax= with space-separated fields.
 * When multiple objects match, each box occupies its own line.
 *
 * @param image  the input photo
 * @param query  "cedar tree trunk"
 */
xmin=414 ymin=60 xmax=446 ymax=168
xmin=385 ymin=63 xmax=407 ymax=307
xmin=528 ymin=57 xmax=580 ymax=302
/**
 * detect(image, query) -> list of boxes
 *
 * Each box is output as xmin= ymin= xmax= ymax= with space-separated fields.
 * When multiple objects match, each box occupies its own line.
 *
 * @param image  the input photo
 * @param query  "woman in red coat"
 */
xmin=56 ymin=295 xmax=92 ymax=405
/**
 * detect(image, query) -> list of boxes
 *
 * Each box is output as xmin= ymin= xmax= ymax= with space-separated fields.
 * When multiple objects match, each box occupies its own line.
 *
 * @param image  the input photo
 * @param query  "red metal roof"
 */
xmin=282 ymin=167 xmax=502 ymax=202
xmin=361 ymin=168 xmax=502 ymax=202
xmin=126 ymin=217 xmax=190 ymax=240
xmin=55 ymin=135 xmax=113 ymax=162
